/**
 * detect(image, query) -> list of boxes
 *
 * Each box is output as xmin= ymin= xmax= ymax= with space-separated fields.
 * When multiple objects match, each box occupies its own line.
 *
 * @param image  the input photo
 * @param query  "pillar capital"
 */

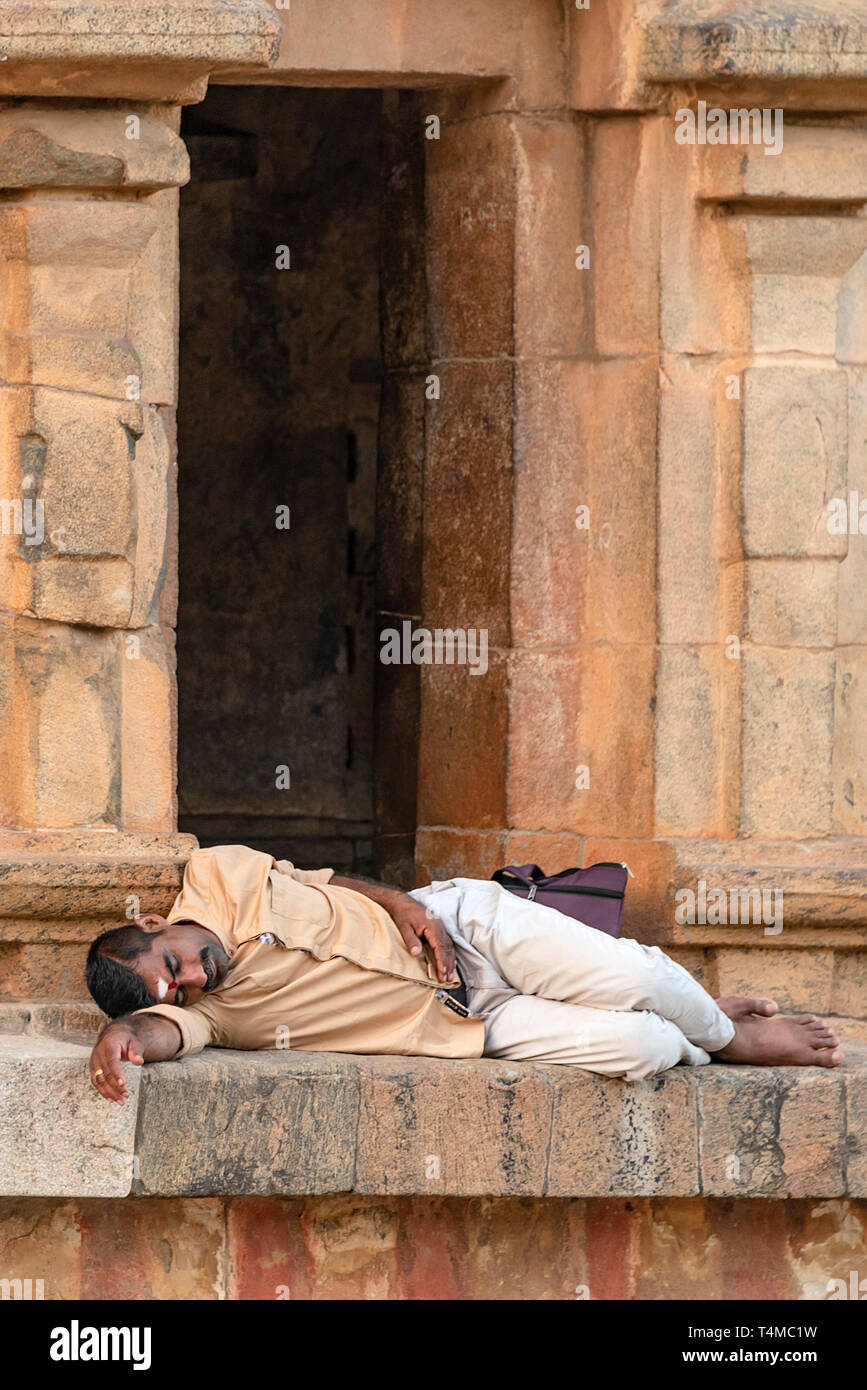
xmin=0 ymin=0 xmax=280 ymax=102
xmin=571 ymin=0 xmax=867 ymax=113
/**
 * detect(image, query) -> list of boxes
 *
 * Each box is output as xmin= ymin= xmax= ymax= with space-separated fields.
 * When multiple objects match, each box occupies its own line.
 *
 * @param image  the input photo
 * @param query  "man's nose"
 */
xmin=178 ymin=961 xmax=207 ymax=988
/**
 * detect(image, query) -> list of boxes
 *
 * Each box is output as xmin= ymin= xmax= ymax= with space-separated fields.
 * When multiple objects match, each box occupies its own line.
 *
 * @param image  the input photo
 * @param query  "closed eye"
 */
xmin=162 ymin=951 xmax=186 ymax=1007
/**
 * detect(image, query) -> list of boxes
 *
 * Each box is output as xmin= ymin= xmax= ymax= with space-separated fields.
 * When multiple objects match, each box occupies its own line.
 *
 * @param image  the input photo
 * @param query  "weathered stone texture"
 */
xmin=2 ymin=1192 xmax=866 ymax=1300
xmin=7 ymin=1046 xmax=865 ymax=1201
xmin=0 ymin=1033 xmax=137 ymax=1196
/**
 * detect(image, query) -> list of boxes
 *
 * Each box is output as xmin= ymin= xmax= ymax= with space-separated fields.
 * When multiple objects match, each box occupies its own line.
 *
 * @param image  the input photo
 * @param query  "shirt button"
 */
xmin=258 ymin=932 xmax=275 ymax=945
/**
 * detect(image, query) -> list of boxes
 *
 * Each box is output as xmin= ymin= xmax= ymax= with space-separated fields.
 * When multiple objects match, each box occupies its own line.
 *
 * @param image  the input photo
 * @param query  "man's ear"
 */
xmin=135 ymin=914 xmax=167 ymax=933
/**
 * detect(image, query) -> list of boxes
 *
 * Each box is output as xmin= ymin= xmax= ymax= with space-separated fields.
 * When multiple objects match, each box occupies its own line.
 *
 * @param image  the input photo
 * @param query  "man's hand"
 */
xmin=89 ymin=1022 xmax=143 ymax=1105
xmin=387 ymin=898 xmax=456 ymax=983
xmin=330 ymin=873 xmax=457 ymax=983
xmin=89 ymin=1014 xmax=182 ymax=1104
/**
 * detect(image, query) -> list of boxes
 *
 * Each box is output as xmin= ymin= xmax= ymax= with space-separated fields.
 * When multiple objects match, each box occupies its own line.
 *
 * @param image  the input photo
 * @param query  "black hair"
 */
xmin=85 ymin=924 xmax=158 ymax=1019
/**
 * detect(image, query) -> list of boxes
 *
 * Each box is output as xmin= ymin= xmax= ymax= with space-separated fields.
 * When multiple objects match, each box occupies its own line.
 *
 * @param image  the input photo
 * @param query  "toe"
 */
xmin=748 ymin=997 xmax=778 ymax=1017
xmin=818 ymin=1047 xmax=844 ymax=1068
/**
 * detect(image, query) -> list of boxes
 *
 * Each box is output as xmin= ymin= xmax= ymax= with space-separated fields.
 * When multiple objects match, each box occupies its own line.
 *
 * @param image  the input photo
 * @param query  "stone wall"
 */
xmin=1 ymin=1193 xmax=865 ymax=1300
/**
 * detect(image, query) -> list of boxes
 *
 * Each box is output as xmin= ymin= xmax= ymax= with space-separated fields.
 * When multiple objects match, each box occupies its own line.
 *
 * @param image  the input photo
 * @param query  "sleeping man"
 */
xmin=86 ymin=844 xmax=843 ymax=1103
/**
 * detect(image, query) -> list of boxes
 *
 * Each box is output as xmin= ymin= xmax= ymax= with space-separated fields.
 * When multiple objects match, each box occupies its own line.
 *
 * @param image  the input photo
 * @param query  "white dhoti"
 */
xmin=410 ymin=878 xmax=735 ymax=1080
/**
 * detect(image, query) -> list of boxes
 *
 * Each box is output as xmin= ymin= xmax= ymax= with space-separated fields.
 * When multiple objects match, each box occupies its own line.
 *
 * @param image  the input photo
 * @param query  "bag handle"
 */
xmin=492 ymin=864 xmax=545 ymax=889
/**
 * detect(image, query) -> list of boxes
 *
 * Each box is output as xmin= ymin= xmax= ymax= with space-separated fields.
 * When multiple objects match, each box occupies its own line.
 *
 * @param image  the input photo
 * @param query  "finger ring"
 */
xmin=93 ymin=1069 xmax=104 ymax=1078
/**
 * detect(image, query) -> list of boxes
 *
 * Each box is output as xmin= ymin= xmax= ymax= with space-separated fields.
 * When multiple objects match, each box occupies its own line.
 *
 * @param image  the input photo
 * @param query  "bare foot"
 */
xmin=714 ymin=1008 xmax=843 ymax=1068
xmin=717 ymin=995 xmax=779 ymax=1023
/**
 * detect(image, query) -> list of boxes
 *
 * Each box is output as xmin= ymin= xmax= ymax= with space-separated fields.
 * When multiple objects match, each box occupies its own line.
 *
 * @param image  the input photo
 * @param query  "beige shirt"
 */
xmin=136 ymin=844 xmax=486 ymax=1059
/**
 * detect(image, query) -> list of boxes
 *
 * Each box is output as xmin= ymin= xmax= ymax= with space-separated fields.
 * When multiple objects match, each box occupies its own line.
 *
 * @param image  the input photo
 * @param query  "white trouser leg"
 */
xmin=411 ymin=878 xmax=735 ymax=1071
xmin=479 ymin=990 xmax=710 ymax=1079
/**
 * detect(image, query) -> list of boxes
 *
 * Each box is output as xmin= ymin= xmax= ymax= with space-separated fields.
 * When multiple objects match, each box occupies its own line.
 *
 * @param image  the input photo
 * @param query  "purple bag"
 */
xmin=491 ymin=862 xmax=630 ymax=937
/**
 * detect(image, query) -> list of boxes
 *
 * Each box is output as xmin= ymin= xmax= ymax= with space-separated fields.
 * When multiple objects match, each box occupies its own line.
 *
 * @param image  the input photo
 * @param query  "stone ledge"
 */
xmin=643 ymin=0 xmax=867 ymax=83
xmin=0 ymin=1033 xmax=138 ymax=1196
xmin=1 ymin=1032 xmax=864 ymax=1199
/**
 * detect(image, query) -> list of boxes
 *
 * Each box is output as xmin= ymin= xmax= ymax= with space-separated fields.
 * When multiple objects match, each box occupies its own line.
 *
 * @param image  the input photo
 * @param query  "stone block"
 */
xmin=376 ymin=372 xmax=424 ymax=616
xmin=746 ymin=558 xmax=837 ymax=648
xmin=752 ymin=270 xmax=839 ymax=357
xmin=546 ymin=1067 xmax=698 ymax=1196
xmin=426 ymin=117 xmax=516 ymax=359
xmin=839 ymin=246 xmax=867 ymax=365
xmin=0 ymin=105 xmax=189 ymax=189
xmin=0 ymin=198 xmax=175 ymax=405
xmin=714 ymin=948 xmax=835 ymax=1014
xmin=697 ymin=1065 xmax=846 ymax=1198
xmin=655 ymin=646 xmax=738 ymax=838
xmin=831 ymin=952 xmax=867 ymax=1020
xmin=417 ymin=653 xmax=508 ymax=830
xmin=513 ymin=116 xmax=586 ymax=358
xmin=126 ymin=187 xmax=179 ymax=407
xmin=0 ymin=397 xmax=170 ymax=630
xmin=0 ymin=1033 xmax=137 ymax=1196
xmin=121 ymin=626 xmax=175 ymax=833
xmin=696 ymin=125 xmax=867 ymax=204
xmin=263 ymin=0 xmax=562 ymax=106
xmin=503 ymin=831 xmax=584 ymax=874
xmin=513 ymin=358 xmax=657 ymax=649
xmin=742 ymin=366 xmax=848 ymax=559
xmin=128 ymin=407 xmax=172 ymax=628
xmin=833 ymin=648 xmax=867 ymax=835
xmin=414 ymin=828 xmax=507 ymax=884
xmin=509 ymin=646 xmax=655 ymax=837
xmin=742 ymin=647 xmax=835 ymax=838
xmin=590 ymin=116 xmax=661 ymax=356
xmin=568 ymin=0 xmax=660 ymax=111
xmin=380 ymin=93 xmax=427 ymax=370
xmin=423 ymin=360 xmax=512 ymax=643
xmin=76 ymin=1196 xmax=225 ymax=1299
xmin=0 ymin=618 xmax=120 ymax=830
xmin=354 ymin=1055 xmax=552 ymax=1196
xmin=838 ymin=367 xmax=867 ymax=643
xmin=32 ymin=558 xmax=134 ymax=630
xmin=658 ymin=357 xmax=742 ymax=645
xmin=659 ymin=135 xmax=751 ymax=356
xmin=134 ymin=1050 xmax=360 ymax=1196
xmin=0 ymin=385 xmax=135 ymax=560
xmin=844 ymin=1066 xmax=867 ymax=1196
xmin=744 ymin=211 xmax=867 ymax=279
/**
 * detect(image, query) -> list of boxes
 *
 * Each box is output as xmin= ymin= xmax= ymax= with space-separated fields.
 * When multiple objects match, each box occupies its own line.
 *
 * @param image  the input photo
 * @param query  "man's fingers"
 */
xmin=424 ymin=926 xmax=455 ymax=981
xmin=91 ymin=1067 xmax=125 ymax=1104
xmin=90 ymin=1037 xmax=134 ymax=1104
xmin=126 ymin=1045 xmax=144 ymax=1067
xmin=397 ymin=922 xmax=423 ymax=956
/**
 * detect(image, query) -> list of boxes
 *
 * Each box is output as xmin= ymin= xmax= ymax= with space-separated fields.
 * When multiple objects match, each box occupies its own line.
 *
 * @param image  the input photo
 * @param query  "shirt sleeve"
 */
xmin=133 ymin=1002 xmax=216 ymax=1057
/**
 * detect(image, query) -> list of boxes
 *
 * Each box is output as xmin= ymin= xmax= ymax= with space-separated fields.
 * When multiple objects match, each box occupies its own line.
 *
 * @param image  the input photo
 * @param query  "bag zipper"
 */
xmin=501 ymin=884 xmax=625 ymax=899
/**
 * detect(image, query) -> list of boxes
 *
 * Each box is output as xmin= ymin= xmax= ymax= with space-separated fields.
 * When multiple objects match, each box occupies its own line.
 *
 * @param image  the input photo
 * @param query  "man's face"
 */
xmin=130 ymin=916 xmax=230 ymax=1008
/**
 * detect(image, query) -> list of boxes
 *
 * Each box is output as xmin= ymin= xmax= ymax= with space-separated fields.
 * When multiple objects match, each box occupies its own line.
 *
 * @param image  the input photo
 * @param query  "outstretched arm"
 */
xmin=329 ymin=872 xmax=456 ymax=983
xmin=89 ymin=1013 xmax=182 ymax=1105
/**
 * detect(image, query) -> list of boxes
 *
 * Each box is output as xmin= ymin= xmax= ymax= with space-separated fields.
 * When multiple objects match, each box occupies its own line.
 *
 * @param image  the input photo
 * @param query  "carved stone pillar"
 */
xmin=0 ymin=1 xmax=280 ymax=1004
xmin=564 ymin=0 xmax=867 ymax=1012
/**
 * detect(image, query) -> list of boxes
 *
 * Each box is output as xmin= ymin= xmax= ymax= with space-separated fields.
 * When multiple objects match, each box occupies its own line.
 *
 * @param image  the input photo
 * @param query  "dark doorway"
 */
xmin=176 ymin=87 xmax=384 ymax=874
